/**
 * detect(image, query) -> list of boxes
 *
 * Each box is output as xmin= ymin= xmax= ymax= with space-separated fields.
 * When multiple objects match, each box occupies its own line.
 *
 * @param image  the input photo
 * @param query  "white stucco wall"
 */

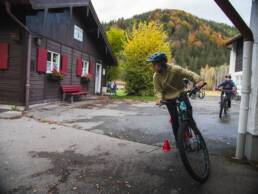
xmin=247 ymin=0 xmax=258 ymax=135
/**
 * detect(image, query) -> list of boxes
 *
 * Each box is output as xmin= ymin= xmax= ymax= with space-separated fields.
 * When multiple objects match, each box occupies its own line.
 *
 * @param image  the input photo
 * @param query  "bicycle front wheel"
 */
xmin=224 ymin=101 xmax=227 ymax=115
xmin=219 ymin=101 xmax=224 ymax=118
xmin=177 ymin=120 xmax=210 ymax=183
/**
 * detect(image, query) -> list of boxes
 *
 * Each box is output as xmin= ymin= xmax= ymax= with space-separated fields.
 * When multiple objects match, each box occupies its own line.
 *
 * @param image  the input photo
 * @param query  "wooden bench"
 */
xmin=61 ymin=85 xmax=88 ymax=103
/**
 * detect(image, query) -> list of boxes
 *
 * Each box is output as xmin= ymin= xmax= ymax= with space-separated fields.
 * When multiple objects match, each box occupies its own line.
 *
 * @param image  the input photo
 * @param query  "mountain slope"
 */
xmin=103 ymin=9 xmax=238 ymax=73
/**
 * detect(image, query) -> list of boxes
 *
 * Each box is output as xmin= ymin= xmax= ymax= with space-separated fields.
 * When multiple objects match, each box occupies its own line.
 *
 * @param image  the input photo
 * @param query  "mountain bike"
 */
xmin=190 ymin=87 xmax=206 ymax=99
xmin=160 ymin=81 xmax=210 ymax=183
xmin=219 ymin=89 xmax=233 ymax=118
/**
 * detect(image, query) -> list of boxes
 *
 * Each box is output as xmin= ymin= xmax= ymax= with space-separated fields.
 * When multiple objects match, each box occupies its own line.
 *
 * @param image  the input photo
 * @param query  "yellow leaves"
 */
xmin=107 ymin=27 xmax=125 ymax=56
xmin=124 ymin=21 xmax=171 ymax=65
xmin=188 ymin=32 xmax=196 ymax=46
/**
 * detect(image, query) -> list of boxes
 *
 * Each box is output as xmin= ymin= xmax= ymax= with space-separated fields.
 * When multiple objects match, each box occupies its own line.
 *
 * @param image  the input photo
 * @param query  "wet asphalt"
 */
xmin=89 ymin=97 xmax=239 ymax=155
xmin=1 ymin=96 xmax=257 ymax=194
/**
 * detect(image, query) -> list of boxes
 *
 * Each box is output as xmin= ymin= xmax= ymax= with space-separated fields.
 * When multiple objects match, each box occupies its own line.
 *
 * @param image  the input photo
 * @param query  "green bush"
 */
xmin=123 ymin=21 xmax=171 ymax=96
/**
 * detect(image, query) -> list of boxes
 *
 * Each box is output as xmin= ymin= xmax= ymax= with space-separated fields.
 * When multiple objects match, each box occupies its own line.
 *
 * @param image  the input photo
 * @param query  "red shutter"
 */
xmin=0 ymin=43 xmax=8 ymax=70
xmin=61 ymin=55 xmax=68 ymax=74
xmin=37 ymin=48 xmax=47 ymax=72
xmin=76 ymin=59 xmax=82 ymax=76
xmin=89 ymin=62 xmax=94 ymax=74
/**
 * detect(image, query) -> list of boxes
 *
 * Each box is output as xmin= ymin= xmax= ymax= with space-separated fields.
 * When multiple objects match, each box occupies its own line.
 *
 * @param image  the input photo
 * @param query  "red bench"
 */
xmin=61 ymin=85 xmax=88 ymax=103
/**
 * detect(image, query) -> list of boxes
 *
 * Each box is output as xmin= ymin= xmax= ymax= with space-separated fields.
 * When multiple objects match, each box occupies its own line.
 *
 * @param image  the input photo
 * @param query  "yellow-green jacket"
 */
xmin=153 ymin=64 xmax=202 ymax=100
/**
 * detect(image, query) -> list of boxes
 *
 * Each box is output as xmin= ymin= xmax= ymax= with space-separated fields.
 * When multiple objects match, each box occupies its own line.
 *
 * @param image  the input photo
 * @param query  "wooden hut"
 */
xmin=0 ymin=0 xmax=117 ymax=107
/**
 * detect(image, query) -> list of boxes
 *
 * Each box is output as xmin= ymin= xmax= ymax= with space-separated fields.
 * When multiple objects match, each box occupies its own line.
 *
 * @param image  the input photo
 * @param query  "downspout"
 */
xmin=236 ymin=41 xmax=253 ymax=159
xmin=5 ymin=1 xmax=32 ymax=111
xmin=214 ymin=0 xmax=254 ymax=159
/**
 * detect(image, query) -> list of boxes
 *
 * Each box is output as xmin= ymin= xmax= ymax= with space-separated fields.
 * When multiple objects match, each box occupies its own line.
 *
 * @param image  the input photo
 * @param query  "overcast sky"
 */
xmin=92 ymin=0 xmax=252 ymax=26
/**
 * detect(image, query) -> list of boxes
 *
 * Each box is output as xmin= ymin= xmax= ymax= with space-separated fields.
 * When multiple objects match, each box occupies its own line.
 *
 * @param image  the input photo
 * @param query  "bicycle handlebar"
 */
xmin=160 ymin=82 xmax=207 ymax=105
xmin=218 ymin=89 xmax=234 ymax=92
xmin=188 ymin=82 xmax=207 ymax=97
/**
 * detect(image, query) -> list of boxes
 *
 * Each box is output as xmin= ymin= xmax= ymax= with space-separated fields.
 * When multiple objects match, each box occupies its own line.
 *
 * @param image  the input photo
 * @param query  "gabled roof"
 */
xmin=224 ymin=34 xmax=243 ymax=47
xmin=29 ymin=0 xmax=90 ymax=9
xmin=2 ymin=0 xmax=117 ymax=66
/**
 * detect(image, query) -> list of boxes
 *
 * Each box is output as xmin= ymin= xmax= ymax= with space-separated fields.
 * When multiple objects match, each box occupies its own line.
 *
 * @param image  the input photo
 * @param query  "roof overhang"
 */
xmin=224 ymin=34 xmax=243 ymax=46
xmin=214 ymin=0 xmax=253 ymax=42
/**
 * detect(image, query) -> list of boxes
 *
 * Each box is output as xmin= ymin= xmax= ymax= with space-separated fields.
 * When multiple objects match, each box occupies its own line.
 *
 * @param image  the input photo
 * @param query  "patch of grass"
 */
xmin=205 ymin=90 xmax=221 ymax=97
xmin=109 ymin=90 xmax=157 ymax=101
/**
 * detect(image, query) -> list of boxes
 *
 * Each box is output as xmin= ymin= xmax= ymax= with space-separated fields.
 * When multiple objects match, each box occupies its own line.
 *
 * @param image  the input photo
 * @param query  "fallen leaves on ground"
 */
xmin=124 ymin=181 xmax=132 ymax=189
xmin=96 ymin=184 xmax=100 ymax=189
xmin=125 ymin=184 xmax=131 ymax=188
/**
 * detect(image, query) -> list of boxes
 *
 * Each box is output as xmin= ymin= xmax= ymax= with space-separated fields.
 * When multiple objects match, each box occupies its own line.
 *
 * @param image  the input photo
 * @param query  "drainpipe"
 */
xmin=236 ymin=41 xmax=253 ymax=159
xmin=213 ymin=0 xmax=254 ymax=159
xmin=5 ymin=1 xmax=32 ymax=111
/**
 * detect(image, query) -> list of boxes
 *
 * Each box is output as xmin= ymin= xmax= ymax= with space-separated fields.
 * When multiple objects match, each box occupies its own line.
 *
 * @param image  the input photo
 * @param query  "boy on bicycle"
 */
xmin=146 ymin=52 xmax=204 ymax=143
xmin=215 ymin=74 xmax=237 ymax=108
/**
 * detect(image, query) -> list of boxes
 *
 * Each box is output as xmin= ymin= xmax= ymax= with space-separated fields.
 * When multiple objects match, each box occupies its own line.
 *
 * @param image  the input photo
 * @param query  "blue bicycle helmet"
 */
xmin=146 ymin=52 xmax=168 ymax=63
xmin=225 ymin=74 xmax=231 ymax=79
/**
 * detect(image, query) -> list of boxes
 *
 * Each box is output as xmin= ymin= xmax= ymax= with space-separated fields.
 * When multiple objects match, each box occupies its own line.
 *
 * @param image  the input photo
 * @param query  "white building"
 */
xmin=224 ymin=0 xmax=258 ymax=161
xmin=225 ymin=34 xmax=243 ymax=94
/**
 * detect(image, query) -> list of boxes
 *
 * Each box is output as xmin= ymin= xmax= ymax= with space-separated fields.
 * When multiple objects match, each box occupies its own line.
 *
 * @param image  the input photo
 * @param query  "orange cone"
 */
xmin=162 ymin=139 xmax=171 ymax=152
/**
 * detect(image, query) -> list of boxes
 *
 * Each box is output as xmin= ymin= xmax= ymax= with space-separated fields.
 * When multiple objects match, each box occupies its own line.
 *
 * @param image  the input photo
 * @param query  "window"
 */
xmin=82 ymin=60 xmax=89 ymax=76
xmin=74 ymin=25 xmax=83 ymax=42
xmin=47 ymin=51 xmax=60 ymax=73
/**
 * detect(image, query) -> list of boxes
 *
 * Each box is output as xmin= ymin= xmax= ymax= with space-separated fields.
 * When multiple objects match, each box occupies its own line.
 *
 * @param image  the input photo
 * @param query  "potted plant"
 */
xmin=81 ymin=73 xmax=93 ymax=83
xmin=48 ymin=67 xmax=65 ymax=81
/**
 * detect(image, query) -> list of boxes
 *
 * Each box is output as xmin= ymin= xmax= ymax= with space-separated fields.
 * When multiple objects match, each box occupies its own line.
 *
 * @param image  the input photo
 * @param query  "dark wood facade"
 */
xmin=0 ymin=10 xmax=27 ymax=105
xmin=235 ymin=40 xmax=243 ymax=72
xmin=0 ymin=1 xmax=116 ymax=106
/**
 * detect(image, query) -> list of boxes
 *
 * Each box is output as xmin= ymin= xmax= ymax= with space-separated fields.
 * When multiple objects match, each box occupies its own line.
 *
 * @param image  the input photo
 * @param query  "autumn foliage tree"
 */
xmin=106 ymin=27 xmax=125 ymax=81
xmin=103 ymin=9 xmax=237 ymax=73
xmin=123 ymin=21 xmax=171 ymax=96
xmin=200 ymin=64 xmax=229 ymax=90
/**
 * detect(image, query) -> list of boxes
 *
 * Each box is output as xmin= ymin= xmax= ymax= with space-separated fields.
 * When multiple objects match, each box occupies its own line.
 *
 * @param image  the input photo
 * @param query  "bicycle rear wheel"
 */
xmin=177 ymin=120 xmax=210 ymax=183
xmin=199 ymin=91 xmax=205 ymax=99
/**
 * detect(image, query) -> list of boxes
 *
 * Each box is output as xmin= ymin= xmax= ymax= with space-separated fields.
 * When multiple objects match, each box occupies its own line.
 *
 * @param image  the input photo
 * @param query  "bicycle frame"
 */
xmin=220 ymin=89 xmax=233 ymax=105
xmin=161 ymin=83 xmax=207 ymax=122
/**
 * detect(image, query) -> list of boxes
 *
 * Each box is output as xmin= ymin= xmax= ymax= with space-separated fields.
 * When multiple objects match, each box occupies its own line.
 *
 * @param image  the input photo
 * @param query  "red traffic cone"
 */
xmin=169 ymin=118 xmax=172 ymax=124
xmin=162 ymin=139 xmax=171 ymax=152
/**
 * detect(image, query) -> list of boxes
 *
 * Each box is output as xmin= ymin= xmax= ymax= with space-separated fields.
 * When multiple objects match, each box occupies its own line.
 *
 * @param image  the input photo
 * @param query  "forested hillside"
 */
xmin=103 ymin=9 xmax=238 ymax=73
